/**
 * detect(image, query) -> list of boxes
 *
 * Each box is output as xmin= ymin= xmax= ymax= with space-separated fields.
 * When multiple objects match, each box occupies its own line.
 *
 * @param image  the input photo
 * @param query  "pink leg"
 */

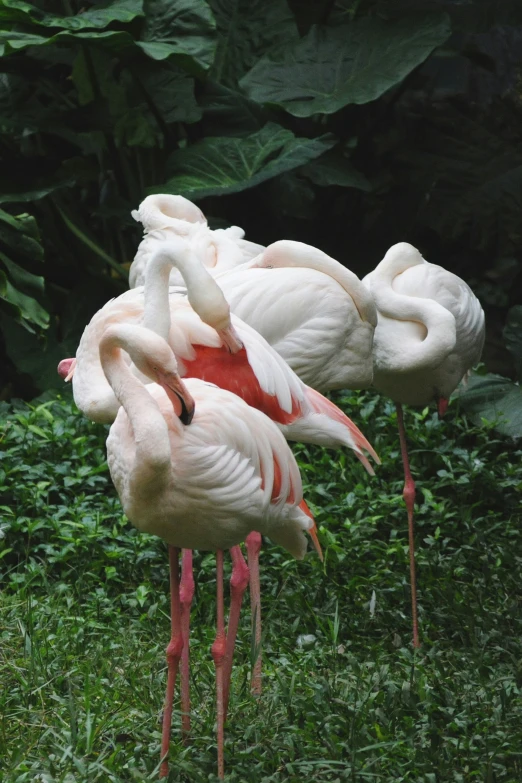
xmin=180 ymin=549 xmax=194 ymax=741
xmin=396 ymin=403 xmax=420 ymax=649
xmin=212 ymin=550 xmax=226 ymax=780
xmin=223 ymin=545 xmax=250 ymax=717
xmin=245 ymin=531 xmax=262 ymax=695
xmin=160 ymin=546 xmax=183 ymax=778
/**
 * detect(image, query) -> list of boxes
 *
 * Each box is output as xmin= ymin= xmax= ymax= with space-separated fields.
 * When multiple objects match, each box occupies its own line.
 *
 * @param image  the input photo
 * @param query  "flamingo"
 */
xmin=362 ymin=242 xmax=485 ymax=648
xmin=100 ymin=321 xmax=320 ymax=779
xmin=58 ymin=237 xmax=378 ymax=705
xmin=130 ymin=194 xmax=264 ymax=288
xmin=214 ymin=239 xmax=377 ymax=392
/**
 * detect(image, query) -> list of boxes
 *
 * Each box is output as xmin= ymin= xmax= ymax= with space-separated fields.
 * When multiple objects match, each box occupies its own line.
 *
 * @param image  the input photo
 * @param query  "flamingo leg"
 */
xmin=211 ymin=550 xmax=226 ymax=780
xmin=160 ymin=546 xmax=183 ymax=779
xmin=245 ymin=531 xmax=263 ymax=696
xmin=396 ymin=403 xmax=420 ymax=649
xmin=180 ymin=549 xmax=195 ymax=741
xmin=223 ymin=545 xmax=250 ymax=718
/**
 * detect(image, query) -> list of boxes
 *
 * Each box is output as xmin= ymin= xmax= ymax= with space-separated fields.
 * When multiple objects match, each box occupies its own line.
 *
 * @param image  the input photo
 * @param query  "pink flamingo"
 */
xmin=99 ymin=322 xmax=320 ymax=778
xmin=362 ymin=243 xmax=485 ymax=647
xmin=58 ymin=238 xmax=377 ymax=717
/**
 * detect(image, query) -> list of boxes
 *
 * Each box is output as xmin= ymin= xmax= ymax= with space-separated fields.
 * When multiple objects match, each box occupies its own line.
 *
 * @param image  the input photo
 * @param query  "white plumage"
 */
xmin=362 ymin=242 xmax=485 ymax=406
xmin=69 ymin=238 xmax=378 ymax=472
xmin=215 ymin=239 xmax=378 ymax=392
xmin=103 ymin=323 xmax=313 ymax=558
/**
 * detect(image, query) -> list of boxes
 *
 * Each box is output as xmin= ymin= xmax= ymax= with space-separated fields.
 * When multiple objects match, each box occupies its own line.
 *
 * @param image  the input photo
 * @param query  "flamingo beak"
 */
xmin=437 ymin=397 xmax=449 ymax=418
xmin=218 ymin=325 xmax=243 ymax=354
xmin=156 ymin=370 xmax=195 ymax=425
xmin=58 ymin=358 xmax=76 ymax=382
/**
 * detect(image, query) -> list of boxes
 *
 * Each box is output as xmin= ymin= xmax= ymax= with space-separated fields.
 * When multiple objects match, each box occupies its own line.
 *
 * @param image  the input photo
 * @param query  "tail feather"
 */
xmin=304 ymin=387 xmax=380 ymax=473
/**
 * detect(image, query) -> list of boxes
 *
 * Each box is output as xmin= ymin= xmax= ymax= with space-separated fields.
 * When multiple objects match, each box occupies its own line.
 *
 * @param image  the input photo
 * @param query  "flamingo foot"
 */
xmin=223 ymin=545 xmax=250 ymax=717
xmin=180 ymin=549 xmax=195 ymax=742
xmin=160 ymin=547 xmax=183 ymax=779
xmin=212 ymin=550 xmax=226 ymax=780
xmin=245 ymin=531 xmax=262 ymax=696
xmin=396 ymin=403 xmax=420 ymax=649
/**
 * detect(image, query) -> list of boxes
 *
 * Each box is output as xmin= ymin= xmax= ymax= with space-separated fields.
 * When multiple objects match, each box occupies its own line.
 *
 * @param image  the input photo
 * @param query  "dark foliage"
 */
xmin=0 ymin=0 xmax=521 ymax=429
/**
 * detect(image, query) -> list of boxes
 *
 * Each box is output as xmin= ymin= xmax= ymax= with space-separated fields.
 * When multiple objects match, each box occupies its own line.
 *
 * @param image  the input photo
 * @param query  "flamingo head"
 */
xmin=57 ymin=357 xmax=76 ymax=382
xmin=101 ymin=324 xmax=196 ymax=425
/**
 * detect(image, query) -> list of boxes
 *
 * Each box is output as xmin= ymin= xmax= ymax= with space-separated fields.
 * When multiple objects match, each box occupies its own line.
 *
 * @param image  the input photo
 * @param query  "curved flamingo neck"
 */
xmin=143 ymin=237 xmax=233 ymax=338
xmin=99 ymin=328 xmax=174 ymax=467
xmin=133 ymin=194 xmax=206 ymax=233
xmin=259 ymin=240 xmax=377 ymax=326
xmin=367 ymin=243 xmax=457 ymax=370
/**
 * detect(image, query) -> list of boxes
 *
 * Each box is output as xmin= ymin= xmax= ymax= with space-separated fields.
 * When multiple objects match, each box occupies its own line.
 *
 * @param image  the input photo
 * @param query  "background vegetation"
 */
xmin=2 ymin=392 xmax=521 ymax=782
xmin=1 ymin=2 xmax=522 ymax=780
xmin=0 ymin=0 xmax=521 ymax=431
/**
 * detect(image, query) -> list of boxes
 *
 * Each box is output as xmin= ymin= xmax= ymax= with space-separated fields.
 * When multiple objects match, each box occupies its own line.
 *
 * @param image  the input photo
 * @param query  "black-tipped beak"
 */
xmin=177 ymin=391 xmax=195 ymax=425
xmin=156 ymin=370 xmax=196 ymax=425
xmin=217 ymin=325 xmax=243 ymax=354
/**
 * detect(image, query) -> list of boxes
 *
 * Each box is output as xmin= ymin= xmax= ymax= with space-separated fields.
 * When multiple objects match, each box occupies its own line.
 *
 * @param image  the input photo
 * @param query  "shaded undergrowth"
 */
xmin=1 ymin=391 xmax=521 ymax=782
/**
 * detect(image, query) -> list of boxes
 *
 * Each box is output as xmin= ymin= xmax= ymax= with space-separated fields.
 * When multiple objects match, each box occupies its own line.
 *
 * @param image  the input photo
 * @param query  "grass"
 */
xmin=1 ymin=390 xmax=521 ymax=782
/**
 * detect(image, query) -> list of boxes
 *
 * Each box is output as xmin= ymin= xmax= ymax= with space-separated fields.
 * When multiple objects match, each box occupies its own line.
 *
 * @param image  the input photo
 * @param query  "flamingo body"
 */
xmin=218 ymin=266 xmax=375 ymax=391
xmin=108 ymin=377 xmax=313 ymax=558
xmin=362 ymin=243 xmax=485 ymax=405
xmin=69 ymin=288 xmax=377 ymax=471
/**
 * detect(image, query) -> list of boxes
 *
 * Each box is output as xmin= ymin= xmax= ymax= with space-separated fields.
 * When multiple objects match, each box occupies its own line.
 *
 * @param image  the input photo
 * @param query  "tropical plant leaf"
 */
xmin=139 ymin=0 xmax=217 ymax=73
xmin=0 ymin=0 xmax=144 ymax=29
xmin=156 ymin=124 xmax=337 ymax=199
xmin=503 ymin=306 xmax=522 ymax=381
xmin=301 ymin=150 xmax=371 ymax=190
xmin=208 ymin=0 xmax=298 ymax=86
xmin=137 ymin=62 xmax=201 ymax=125
xmin=199 ymin=82 xmax=263 ymax=136
xmin=0 ymin=209 xmax=49 ymax=331
xmin=458 ymin=372 xmax=522 ymax=438
xmin=0 ymin=278 xmax=49 ymax=329
xmin=240 ymin=13 xmax=451 ymax=117
xmin=0 ymin=209 xmax=43 ymax=262
xmin=0 ymin=29 xmax=136 ymax=57
xmin=0 ymin=253 xmax=45 ymax=298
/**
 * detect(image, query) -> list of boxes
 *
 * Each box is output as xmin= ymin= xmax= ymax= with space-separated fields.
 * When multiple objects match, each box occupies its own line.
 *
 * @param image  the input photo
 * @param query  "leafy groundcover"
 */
xmin=1 ymin=390 xmax=521 ymax=781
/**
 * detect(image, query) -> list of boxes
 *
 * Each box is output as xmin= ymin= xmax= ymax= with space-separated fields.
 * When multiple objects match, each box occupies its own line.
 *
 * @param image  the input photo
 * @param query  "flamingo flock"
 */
xmin=58 ymin=194 xmax=485 ymax=778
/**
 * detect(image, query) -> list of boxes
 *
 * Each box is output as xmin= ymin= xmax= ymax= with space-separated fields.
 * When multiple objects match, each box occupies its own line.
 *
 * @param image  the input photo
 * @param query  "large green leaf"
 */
xmin=240 ymin=14 xmax=451 ymax=117
xmin=503 ymin=306 xmax=522 ymax=381
xmin=459 ymin=373 xmax=522 ymax=439
xmin=0 ymin=209 xmax=49 ymax=331
xmin=301 ymin=150 xmax=371 ymax=190
xmin=0 ymin=29 xmax=137 ymax=58
xmin=0 ymin=20 xmax=213 ymax=74
xmin=208 ymin=0 xmax=298 ymax=86
xmin=156 ymin=124 xmax=337 ymax=199
xmin=199 ymin=82 xmax=263 ymax=136
xmin=0 ymin=209 xmax=43 ymax=262
xmin=137 ymin=62 xmax=201 ymax=125
xmin=140 ymin=0 xmax=217 ymax=73
xmin=0 ymin=0 xmax=144 ymax=29
xmin=0 ymin=278 xmax=49 ymax=329
xmin=0 ymin=253 xmax=45 ymax=298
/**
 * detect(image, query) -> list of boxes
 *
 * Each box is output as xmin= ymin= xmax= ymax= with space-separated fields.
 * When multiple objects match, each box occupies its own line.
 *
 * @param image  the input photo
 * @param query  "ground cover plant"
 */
xmin=1 ymin=0 xmax=522 ymax=433
xmin=1 ymin=390 xmax=521 ymax=782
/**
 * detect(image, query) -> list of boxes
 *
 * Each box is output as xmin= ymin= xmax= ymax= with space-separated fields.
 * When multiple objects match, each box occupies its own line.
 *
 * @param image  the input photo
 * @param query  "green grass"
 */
xmin=1 ymin=391 xmax=521 ymax=782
